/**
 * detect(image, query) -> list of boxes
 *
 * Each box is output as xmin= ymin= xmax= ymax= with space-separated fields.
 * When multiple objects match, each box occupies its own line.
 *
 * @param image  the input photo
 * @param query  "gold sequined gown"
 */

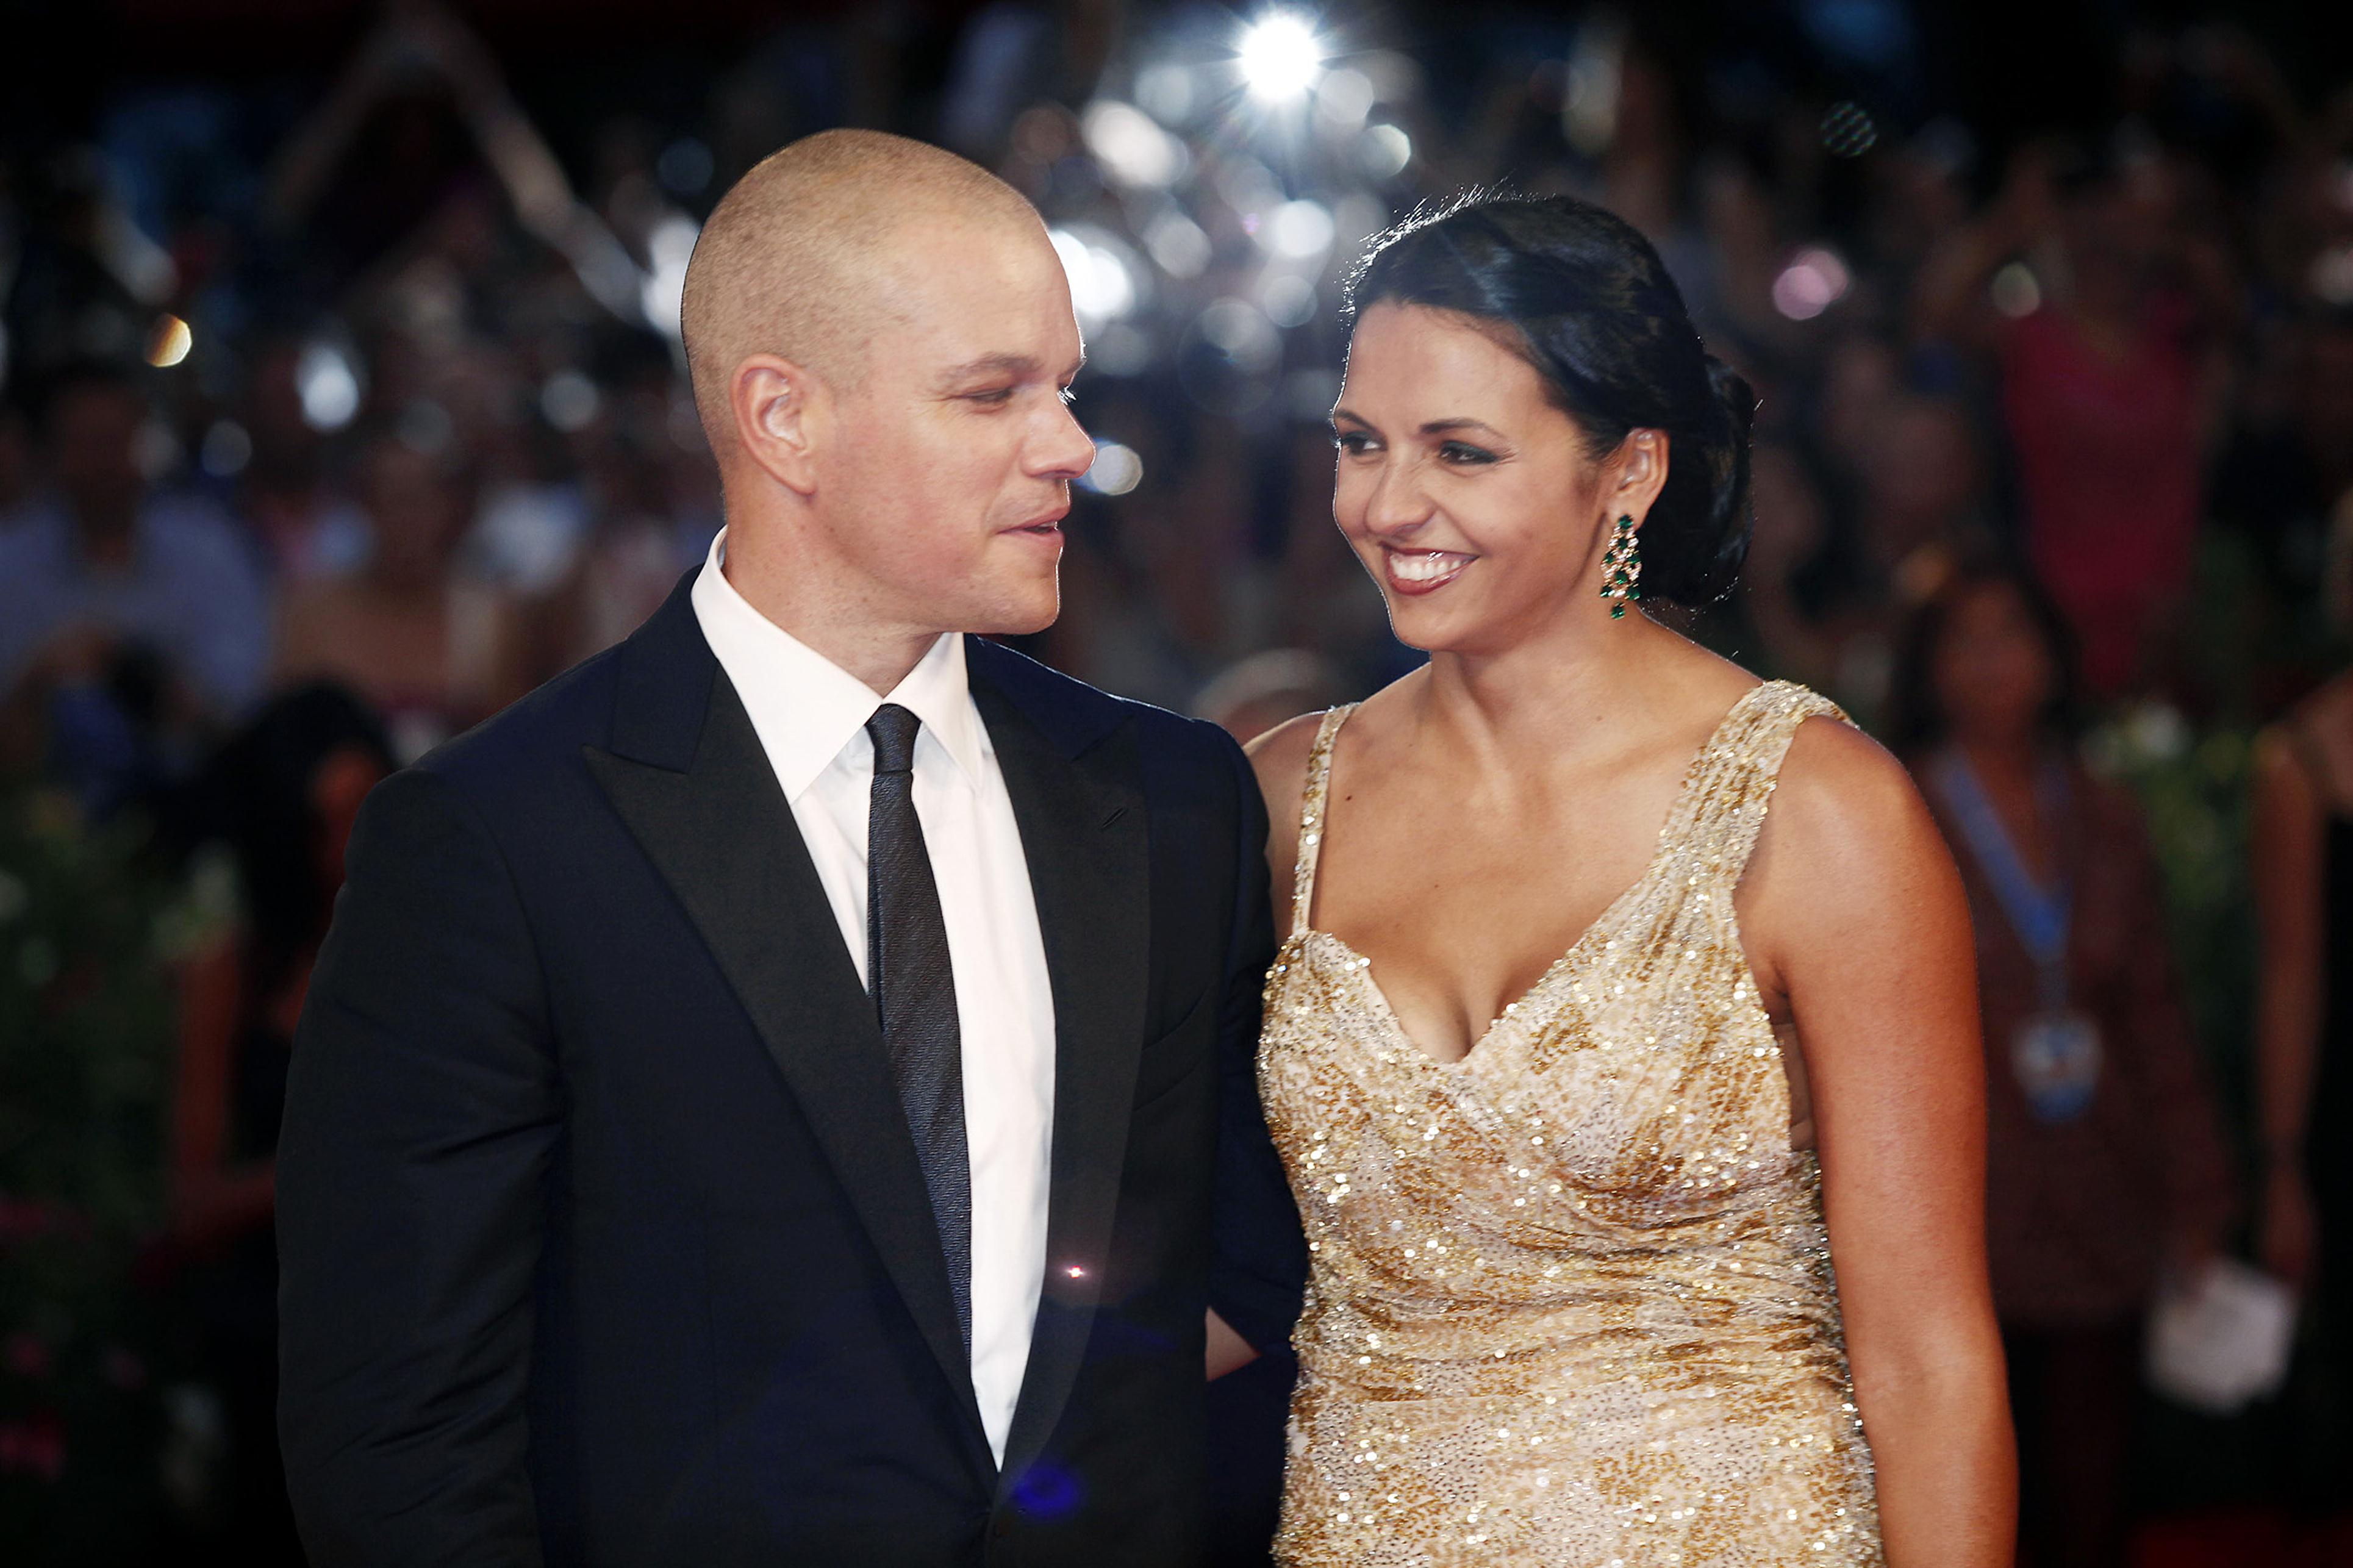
xmin=1259 ymin=682 xmax=1883 ymax=1567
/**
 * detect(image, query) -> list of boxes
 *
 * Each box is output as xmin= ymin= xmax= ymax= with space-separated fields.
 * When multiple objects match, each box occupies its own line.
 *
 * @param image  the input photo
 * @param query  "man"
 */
xmin=0 ymin=362 xmax=271 ymax=805
xmin=276 ymin=131 xmax=1304 ymax=1566
xmin=0 ymin=362 xmax=270 ymax=711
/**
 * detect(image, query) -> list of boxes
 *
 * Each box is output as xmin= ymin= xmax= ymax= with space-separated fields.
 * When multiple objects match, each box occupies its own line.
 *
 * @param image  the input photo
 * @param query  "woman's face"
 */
xmin=1930 ymin=581 xmax=2056 ymax=745
xmin=1331 ymin=303 xmax=1638 ymax=656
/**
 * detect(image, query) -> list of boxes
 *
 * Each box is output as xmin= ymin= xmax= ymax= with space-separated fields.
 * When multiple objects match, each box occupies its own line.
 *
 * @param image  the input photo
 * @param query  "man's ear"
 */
xmin=1610 ymin=428 xmax=1671 ymax=532
xmin=729 ymin=354 xmax=828 ymax=496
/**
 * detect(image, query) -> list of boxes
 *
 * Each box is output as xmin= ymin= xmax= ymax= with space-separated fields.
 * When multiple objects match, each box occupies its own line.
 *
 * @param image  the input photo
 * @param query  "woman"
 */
xmin=2253 ymin=665 xmax=2353 ymax=1503
xmin=1889 ymin=559 xmax=2232 ymax=1567
xmin=273 ymin=428 xmax=525 ymax=763
xmin=1914 ymin=143 xmax=2235 ymax=696
xmin=168 ymin=684 xmax=393 ymax=1556
xmin=1236 ymin=194 xmax=2012 ymax=1565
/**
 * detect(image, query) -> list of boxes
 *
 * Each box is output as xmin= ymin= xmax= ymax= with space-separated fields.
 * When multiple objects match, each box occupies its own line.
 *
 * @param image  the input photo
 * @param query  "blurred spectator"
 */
xmin=272 ymin=426 xmax=525 ymax=762
xmin=2214 ymin=306 xmax=2353 ymax=648
xmin=0 ymin=362 xmax=271 ymax=812
xmin=2252 ymin=664 xmax=2353 ymax=1503
xmin=0 ymin=406 xmax=32 ymax=529
xmin=0 ymin=363 xmax=271 ymax=717
xmin=261 ymin=0 xmax=646 ymax=330
xmin=1741 ymin=440 xmax=1844 ymax=690
xmin=1193 ymin=648 xmax=1347 ymax=746
xmin=165 ymin=684 xmax=393 ymax=1560
xmin=1888 ymin=556 xmax=2236 ymax=1568
xmin=1752 ymin=396 xmax=1993 ymax=721
xmin=1917 ymin=141 xmax=2237 ymax=696
xmin=540 ymin=376 xmax=711 ymax=668
xmin=229 ymin=334 xmax=371 ymax=584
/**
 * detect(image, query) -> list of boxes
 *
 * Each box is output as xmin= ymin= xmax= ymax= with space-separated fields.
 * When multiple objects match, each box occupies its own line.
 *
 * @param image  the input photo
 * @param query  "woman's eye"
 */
xmin=1439 ymin=441 xmax=1498 ymax=465
xmin=1332 ymin=431 xmax=1374 ymax=454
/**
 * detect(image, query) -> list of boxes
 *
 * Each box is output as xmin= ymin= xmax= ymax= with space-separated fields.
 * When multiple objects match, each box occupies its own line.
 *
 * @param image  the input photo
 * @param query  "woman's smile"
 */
xmin=1380 ymin=545 xmax=1477 ymax=595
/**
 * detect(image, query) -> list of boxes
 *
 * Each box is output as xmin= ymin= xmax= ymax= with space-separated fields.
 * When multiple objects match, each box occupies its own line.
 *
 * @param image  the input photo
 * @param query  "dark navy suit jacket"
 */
xmin=276 ymin=575 xmax=1306 ymax=1566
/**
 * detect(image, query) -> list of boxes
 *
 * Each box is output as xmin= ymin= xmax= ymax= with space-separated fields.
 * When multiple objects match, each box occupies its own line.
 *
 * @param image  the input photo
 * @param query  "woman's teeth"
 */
xmin=1388 ymin=550 xmax=1473 ymax=583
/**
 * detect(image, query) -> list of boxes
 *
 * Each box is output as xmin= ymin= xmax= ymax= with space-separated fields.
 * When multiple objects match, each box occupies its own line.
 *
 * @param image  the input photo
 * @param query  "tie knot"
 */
xmin=867 ymin=703 xmax=922 ymax=775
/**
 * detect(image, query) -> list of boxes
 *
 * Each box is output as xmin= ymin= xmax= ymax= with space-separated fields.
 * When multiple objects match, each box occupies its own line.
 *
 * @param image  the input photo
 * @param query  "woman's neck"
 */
xmin=1412 ymin=606 xmax=1686 ymax=771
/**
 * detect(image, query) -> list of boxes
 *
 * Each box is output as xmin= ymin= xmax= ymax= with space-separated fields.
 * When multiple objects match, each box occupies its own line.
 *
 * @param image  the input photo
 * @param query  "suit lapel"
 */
xmin=970 ymin=654 xmax=1150 ymax=1489
xmin=584 ymin=589 xmax=990 ymax=1467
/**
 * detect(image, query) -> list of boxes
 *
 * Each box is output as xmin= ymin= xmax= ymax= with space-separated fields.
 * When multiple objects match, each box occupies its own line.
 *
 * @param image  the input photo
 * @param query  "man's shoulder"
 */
xmin=968 ymin=636 xmax=1237 ymax=773
xmin=411 ymin=640 xmax=633 ymax=806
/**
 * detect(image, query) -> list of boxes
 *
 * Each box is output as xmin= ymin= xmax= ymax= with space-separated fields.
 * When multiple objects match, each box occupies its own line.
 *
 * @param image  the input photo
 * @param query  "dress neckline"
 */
xmin=1293 ymin=680 xmax=1781 ymax=1071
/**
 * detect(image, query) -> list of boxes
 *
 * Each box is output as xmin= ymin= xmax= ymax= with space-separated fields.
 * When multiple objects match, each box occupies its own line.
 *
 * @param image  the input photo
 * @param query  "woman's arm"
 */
xmin=1206 ymin=1311 xmax=1259 ymax=1379
xmin=1911 ymin=146 xmax=2058 ymax=353
xmin=170 ymin=937 xmax=280 ymax=1250
xmin=1749 ymin=720 xmax=2015 ymax=1568
xmin=2250 ymin=726 xmax=2327 ymax=1286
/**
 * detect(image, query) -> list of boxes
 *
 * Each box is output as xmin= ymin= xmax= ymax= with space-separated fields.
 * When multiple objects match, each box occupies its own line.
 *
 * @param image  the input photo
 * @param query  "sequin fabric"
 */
xmin=1259 ymin=682 xmax=1883 ymax=1567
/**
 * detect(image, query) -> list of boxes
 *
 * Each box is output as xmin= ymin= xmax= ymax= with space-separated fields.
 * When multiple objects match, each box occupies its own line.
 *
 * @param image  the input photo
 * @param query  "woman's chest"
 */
xmin=1261 ymin=938 xmax=1797 ymax=1222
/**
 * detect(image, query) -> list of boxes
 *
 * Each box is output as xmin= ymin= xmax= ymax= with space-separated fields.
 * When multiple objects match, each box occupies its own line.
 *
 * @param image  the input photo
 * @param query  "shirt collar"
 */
xmin=689 ymin=527 xmax=987 ymax=801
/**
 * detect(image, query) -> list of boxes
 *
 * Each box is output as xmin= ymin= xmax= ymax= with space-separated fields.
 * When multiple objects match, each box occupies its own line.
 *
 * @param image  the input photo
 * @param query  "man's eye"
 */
xmin=967 ymin=388 xmax=1015 ymax=407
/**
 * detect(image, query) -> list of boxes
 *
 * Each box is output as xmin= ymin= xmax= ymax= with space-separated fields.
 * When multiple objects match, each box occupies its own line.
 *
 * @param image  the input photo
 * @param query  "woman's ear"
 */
xmin=1610 ymin=429 xmax=1671 ymax=530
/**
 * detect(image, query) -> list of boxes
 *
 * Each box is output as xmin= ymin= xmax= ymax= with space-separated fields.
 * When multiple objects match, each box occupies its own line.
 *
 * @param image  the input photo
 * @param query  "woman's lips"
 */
xmin=1382 ymin=547 xmax=1475 ymax=596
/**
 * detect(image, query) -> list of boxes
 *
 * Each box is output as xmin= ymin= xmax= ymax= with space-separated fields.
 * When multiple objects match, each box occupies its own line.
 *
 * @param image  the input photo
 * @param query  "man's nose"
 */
xmin=1030 ymin=399 xmax=1097 ymax=481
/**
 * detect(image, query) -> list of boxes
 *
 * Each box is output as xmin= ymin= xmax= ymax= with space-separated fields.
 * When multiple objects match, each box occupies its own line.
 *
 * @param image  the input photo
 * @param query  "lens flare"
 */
xmin=297 ymin=341 xmax=362 ymax=431
xmin=1081 ymin=441 xmax=1144 ymax=497
xmin=1770 ymin=247 xmax=1851 ymax=321
xmin=1239 ymin=13 xmax=1322 ymax=103
xmin=145 ymin=313 xmax=193 ymax=368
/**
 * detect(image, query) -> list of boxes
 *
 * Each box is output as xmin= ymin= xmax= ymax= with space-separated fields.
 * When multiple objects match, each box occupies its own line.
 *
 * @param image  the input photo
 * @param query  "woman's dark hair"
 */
xmin=204 ymin=683 xmax=396 ymax=1001
xmin=1342 ymin=190 xmax=1758 ymax=606
xmin=1882 ymin=552 xmax=2083 ymax=757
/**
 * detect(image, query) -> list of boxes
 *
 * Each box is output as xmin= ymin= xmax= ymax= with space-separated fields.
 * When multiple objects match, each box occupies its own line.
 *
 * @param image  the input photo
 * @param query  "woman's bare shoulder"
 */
xmin=1772 ymin=710 xmax=1933 ymax=855
xmin=1750 ymin=709 xmax=1955 ymax=926
xmin=1245 ymin=711 xmax=1329 ymax=831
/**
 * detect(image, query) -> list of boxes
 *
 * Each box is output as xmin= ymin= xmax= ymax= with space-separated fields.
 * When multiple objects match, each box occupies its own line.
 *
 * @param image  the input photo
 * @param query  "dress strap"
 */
xmin=1291 ymin=704 xmax=1358 ymax=934
xmin=1671 ymin=681 xmax=1853 ymax=894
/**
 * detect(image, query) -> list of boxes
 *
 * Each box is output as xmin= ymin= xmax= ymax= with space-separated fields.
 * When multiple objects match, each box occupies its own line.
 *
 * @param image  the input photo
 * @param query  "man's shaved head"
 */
xmin=680 ymin=129 xmax=1042 ymax=449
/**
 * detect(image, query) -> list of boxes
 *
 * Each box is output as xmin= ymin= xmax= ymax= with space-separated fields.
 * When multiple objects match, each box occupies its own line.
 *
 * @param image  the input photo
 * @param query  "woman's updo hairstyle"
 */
xmin=1342 ymin=190 xmax=1758 ymax=607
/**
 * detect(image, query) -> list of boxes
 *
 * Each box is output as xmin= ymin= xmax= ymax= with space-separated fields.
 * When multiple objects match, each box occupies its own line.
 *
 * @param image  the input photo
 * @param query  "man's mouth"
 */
xmin=1006 ymin=506 xmax=1067 ymax=534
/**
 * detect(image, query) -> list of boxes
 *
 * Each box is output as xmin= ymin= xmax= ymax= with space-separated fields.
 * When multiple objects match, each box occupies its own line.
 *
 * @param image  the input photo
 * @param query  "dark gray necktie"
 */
xmin=865 ymin=703 xmax=972 ymax=1350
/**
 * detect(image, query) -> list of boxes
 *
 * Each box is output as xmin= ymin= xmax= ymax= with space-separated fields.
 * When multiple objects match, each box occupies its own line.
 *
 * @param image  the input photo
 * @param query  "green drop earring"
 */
xmin=1600 ymin=514 xmax=1642 ymax=620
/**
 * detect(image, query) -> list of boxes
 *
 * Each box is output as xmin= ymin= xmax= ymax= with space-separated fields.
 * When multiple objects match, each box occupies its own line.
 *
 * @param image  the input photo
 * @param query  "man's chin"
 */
xmin=960 ymin=579 xmax=1061 ymax=639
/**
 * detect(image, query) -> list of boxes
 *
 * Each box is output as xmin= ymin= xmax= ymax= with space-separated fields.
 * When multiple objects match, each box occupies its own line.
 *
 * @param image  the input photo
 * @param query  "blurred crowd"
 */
xmin=3 ymin=0 xmax=2352 ymax=1563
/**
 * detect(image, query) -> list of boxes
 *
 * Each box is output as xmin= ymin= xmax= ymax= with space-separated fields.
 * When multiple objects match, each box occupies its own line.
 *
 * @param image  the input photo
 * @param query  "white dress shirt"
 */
xmin=692 ymin=529 xmax=1055 ymax=1466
